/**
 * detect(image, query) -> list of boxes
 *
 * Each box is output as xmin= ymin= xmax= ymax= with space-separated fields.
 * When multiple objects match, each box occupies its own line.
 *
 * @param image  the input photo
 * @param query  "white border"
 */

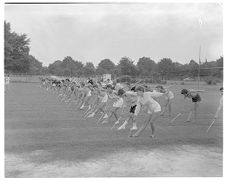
xmin=1 ymin=0 xmax=224 ymax=181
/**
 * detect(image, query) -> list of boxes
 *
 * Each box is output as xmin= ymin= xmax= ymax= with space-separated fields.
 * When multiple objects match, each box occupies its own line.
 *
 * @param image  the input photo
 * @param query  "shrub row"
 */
xmin=116 ymin=76 xmax=167 ymax=84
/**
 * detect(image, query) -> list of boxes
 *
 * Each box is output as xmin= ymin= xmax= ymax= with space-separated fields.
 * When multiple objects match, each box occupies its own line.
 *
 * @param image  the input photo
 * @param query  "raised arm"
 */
xmin=125 ymin=91 xmax=137 ymax=96
xmin=147 ymin=91 xmax=165 ymax=98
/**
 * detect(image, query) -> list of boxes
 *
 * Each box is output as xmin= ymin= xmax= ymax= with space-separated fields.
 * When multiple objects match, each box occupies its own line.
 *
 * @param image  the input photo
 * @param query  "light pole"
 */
xmin=198 ymin=16 xmax=203 ymax=90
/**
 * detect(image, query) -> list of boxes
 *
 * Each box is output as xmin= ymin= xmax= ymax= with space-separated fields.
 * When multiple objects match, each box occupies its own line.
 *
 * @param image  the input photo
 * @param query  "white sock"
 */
xmin=88 ymin=112 xmax=95 ymax=117
xmin=103 ymin=113 xmax=108 ymax=119
xmin=131 ymin=123 xmax=137 ymax=130
xmin=118 ymin=121 xmax=128 ymax=130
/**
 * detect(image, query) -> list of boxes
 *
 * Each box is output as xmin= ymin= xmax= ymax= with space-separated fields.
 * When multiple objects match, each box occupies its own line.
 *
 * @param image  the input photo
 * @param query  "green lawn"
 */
xmin=5 ymin=82 xmax=223 ymax=177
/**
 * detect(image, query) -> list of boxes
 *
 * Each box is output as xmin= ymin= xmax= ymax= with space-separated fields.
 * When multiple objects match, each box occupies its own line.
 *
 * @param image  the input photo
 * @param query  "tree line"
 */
xmin=4 ymin=21 xmax=223 ymax=80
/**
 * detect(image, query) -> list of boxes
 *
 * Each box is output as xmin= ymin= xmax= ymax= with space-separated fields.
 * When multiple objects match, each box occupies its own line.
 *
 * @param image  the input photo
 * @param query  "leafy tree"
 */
xmin=137 ymin=57 xmax=156 ymax=77
xmin=48 ymin=56 xmax=85 ymax=76
xmin=83 ymin=62 xmax=96 ymax=77
xmin=117 ymin=57 xmax=138 ymax=77
xmin=40 ymin=66 xmax=49 ymax=75
xmin=48 ymin=60 xmax=63 ymax=75
xmin=158 ymin=58 xmax=174 ymax=80
xmin=188 ymin=59 xmax=199 ymax=78
xmin=216 ymin=56 xmax=223 ymax=67
xmin=28 ymin=55 xmax=42 ymax=74
xmin=171 ymin=62 xmax=184 ymax=79
xmin=72 ymin=61 xmax=84 ymax=77
xmin=216 ymin=56 xmax=223 ymax=78
xmin=61 ymin=56 xmax=76 ymax=76
xmin=4 ymin=21 xmax=30 ymax=73
xmin=96 ymin=59 xmax=116 ymax=75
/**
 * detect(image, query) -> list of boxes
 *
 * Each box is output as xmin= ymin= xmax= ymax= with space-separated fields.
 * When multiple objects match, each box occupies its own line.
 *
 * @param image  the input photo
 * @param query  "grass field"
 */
xmin=5 ymin=82 xmax=223 ymax=177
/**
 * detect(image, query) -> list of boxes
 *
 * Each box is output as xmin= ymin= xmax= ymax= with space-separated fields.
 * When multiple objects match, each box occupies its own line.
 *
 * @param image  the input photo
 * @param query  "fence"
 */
xmin=6 ymin=74 xmax=42 ymax=83
xmin=5 ymin=74 xmax=98 ymax=83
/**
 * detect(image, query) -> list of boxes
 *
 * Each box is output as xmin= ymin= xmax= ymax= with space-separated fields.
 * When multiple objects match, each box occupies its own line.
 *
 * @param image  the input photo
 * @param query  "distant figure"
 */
xmin=206 ymin=87 xmax=223 ymax=133
xmin=5 ymin=74 xmax=10 ymax=92
xmin=5 ymin=74 xmax=10 ymax=85
xmin=214 ymin=87 xmax=223 ymax=120
xmin=181 ymin=89 xmax=202 ymax=122
xmin=156 ymin=85 xmax=174 ymax=117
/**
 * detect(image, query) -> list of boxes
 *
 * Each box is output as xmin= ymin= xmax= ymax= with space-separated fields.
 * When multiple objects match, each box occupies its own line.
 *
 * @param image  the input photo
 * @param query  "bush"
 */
xmin=139 ymin=80 xmax=145 ymax=84
xmin=205 ymin=79 xmax=217 ymax=85
xmin=130 ymin=79 xmax=137 ymax=83
xmin=204 ymin=77 xmax=218 ymax=85
xmin=145 ymin=79 xmax=152 ymax=83
xmin=117 ymin=75 xmax=131 ymax=83
xmin=160 ymin=80 xmax=167 ymax=84
xmin=136 ymin=78 xmax=167 ymax=84
xmin=117 ymin=77 xmax=168 ymax=85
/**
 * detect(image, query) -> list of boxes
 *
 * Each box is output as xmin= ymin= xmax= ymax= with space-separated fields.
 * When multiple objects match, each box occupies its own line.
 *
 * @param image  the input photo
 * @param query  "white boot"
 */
xmin=103 ymin=113 xmax=108 ymax=119
xmin=87 ymin=112 xmax=95 ymax=118
xmin=80 ymin=104 xmax=85 ymax=110
xmin=118 ymin=121 xmax=128 ymax=130
xmin=130 ymin=123 xmax=138 ymax=130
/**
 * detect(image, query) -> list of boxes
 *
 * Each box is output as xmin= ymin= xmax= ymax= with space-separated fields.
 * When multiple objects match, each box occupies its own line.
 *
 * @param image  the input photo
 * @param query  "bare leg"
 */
xmin=185 ymin=111 xmax=192 ymax=122
xmin=168 ymin=101 xmax=172 ymax=117
xmin=97 ymin=112 xmax=105 ymax=124
xmin=128 ymin=115 xmax=138 ymax=137
xmin=133 ymin=114 xmax=152 ymax=137
xmin=130 ymin=115 xmax=138 ymax=130
xmin=112 ymin=111 xmax=118 ymax=122
xmin=96 ymin=105 xmax=107 ymax=123
xmin=160 ymin=105 xmax=166 ymax=116
xmin=104 ymin=112 xmax=114 ymax=122
xmin=193 ymin=102 xmax=198 ymax=122
xmin=118 ymin=116 xmax=130 ymax=130
xmin=149 ymin=113 xmax=160 ymax=137
xmin=111 ymin=117 xmax=122 ymax=129
xmin=103 ymin=107 xmax=117 ymax=123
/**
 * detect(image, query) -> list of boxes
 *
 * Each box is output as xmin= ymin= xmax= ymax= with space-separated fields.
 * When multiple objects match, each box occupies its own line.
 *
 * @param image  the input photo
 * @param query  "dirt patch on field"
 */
xmin=5 ymin=144 xmax=222 ymax=177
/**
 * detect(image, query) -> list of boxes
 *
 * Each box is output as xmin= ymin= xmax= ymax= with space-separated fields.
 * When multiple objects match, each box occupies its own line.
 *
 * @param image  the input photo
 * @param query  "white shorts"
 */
xmin=87 ymin=90 xmax=92 ymax=97
xmin=101 ymin=94 xmax=108 ymax=103
xmin=147 ymin=105 xmax=161 ymax=114
xmin=113 ymin=98 xmax=124 ymax=108
xmin=165 ymin=91 xmax=174 ymax=100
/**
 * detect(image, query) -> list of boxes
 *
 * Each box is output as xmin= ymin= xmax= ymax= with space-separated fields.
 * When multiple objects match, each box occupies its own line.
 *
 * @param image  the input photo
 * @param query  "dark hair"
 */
xmin=156 ymin=85 xmax=163 ymax=89
xmin=92 ymin=84 xmax=98 ymax=89
xmin=118 ymin=88 xmax=125 ymax=96
xmin=131 ymin=86 xmax=136 ymax=92
xmin=136 ymin=86 xmax=145 ymax=92
xmin=88 ymin=79 xmax=94 ymax=85
xmin=80 ymin=82 xmax=85 ymax=87
xmin=106 ymin=84 xmax=113 ymax=89
xmin=192 ymin=94 xmax=201 ymax=102
xmin=156 ymin=85 xmax=164 ymax=90
xmin=181 ymin=89 xmax=188 ymax=95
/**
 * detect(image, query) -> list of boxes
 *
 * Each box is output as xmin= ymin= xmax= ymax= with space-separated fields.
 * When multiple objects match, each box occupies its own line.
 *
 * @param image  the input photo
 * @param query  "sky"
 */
xmin=4 ymin=3 xmax=223 ymax=67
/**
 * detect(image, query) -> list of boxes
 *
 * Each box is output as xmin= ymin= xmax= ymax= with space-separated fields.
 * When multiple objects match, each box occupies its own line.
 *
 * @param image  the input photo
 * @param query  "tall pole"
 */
xmin=198 ymin=16 xmax=203 ymax=90
xmin=198 ymin=45 xmax=201 ymax=90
